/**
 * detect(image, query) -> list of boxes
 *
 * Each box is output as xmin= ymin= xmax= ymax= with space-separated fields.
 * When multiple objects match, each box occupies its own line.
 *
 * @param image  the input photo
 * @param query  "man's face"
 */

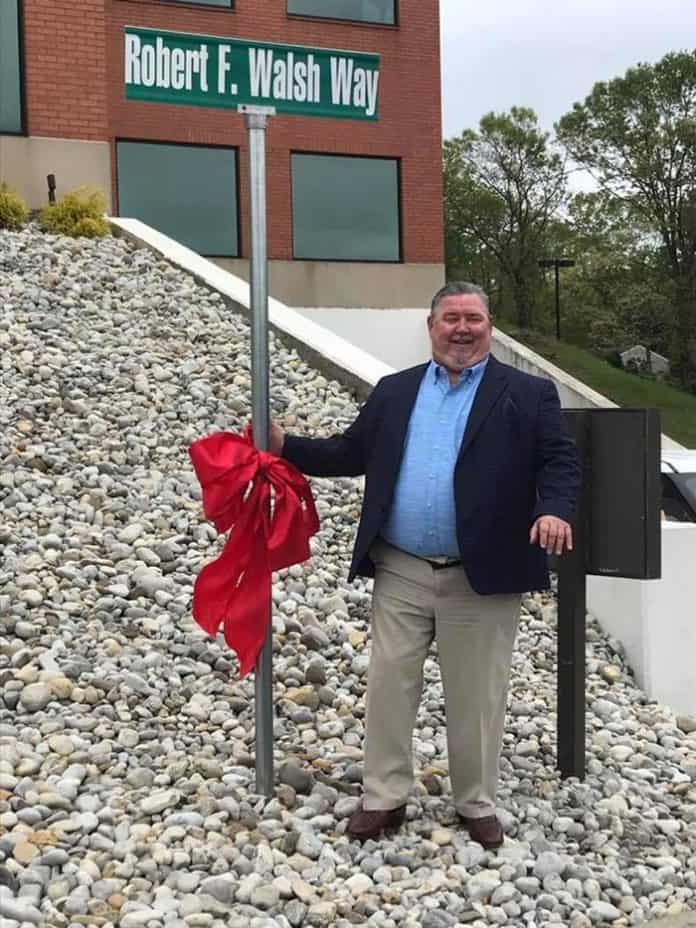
xmin=427 ymin=293 xmax=492 ymax=376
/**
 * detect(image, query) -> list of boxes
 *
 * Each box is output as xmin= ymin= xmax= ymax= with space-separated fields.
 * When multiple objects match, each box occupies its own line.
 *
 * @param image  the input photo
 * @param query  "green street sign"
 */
xmin=124 ymin=27 xmax=380 ymax=121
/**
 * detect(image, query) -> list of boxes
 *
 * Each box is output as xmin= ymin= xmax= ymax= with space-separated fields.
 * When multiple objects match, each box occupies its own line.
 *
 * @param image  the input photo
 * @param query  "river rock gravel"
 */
xmin=1 ymin=225 xmax=696 ymax=928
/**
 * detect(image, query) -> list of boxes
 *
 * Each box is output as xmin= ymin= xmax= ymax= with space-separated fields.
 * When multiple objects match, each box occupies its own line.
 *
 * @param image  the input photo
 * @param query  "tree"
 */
xmin=443 ymin=107 xmax=569 ymax=328
xmin=558 ymin=51 xmax=696 ymax=388
xmin=555 ymin=192 xmax=673 ymax=352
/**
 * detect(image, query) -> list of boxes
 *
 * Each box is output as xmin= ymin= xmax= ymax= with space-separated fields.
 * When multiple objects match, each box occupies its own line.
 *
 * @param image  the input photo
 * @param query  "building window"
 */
xmin=287 ymin=0 xmax=395 ymax=25
xmin=116 ymin=141 xmax=239 ymax=257
xmin=0 ymin=0 xmax=22 ymax=134
xmin=291 ymin=153 xmax=400 ymax=262
xmin=163 ymin=0 xmax=233 ymax=6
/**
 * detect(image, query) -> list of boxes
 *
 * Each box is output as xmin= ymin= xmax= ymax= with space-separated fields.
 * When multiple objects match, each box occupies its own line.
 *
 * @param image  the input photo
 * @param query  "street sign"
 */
xmin=124 ymin=27 xmax=380 ymax=121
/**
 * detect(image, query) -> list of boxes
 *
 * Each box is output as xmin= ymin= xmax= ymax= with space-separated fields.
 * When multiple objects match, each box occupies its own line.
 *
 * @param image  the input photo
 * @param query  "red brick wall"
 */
xmin=22 ymin=0 xmax=109 ymax=140
xmin=22 ymin=0 xmax=443 ymax=264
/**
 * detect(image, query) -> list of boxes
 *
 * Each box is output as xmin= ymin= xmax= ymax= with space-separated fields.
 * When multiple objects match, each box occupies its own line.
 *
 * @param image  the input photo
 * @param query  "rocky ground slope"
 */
xmin=1 ymin=225 xmax=695 ymax=928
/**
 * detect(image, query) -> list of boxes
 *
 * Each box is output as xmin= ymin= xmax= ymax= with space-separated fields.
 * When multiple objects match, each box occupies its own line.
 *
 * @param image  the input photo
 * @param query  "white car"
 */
xmin=661 ymin=451 xmax=696 ymax=522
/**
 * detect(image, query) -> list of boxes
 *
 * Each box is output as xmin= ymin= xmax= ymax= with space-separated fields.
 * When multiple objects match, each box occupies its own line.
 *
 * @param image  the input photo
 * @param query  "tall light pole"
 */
xmin=539 ymin=258 xmax=576 ymax=340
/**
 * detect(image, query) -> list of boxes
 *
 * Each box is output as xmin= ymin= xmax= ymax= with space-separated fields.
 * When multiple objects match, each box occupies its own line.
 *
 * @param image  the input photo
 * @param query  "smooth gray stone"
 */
xmin=284 ymin=900 xmax=307 ymax=928
xmin=18 ymin=685 xmax=51 ymax=713
xmin=0 ymin=869 xmax=19 ymax=894
xmin=0 ymin=896 xmax=43 ymax=924
xmin=199 ymin=875 xmax=237 ymax=905
xmin=278 ymin=762 xmax=313 ymax=795
xmin=588 ymin=901 xmax=623 ymax=922
xmin=295 ymin=832 xmax=324 ymax=860
xmin=421 ymin=911 xmax=458 ymax=928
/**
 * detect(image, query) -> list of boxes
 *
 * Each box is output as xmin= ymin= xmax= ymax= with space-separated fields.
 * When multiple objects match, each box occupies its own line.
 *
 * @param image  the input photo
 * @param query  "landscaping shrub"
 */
xmin=0 ymin=182 xmax=29 ymax=230
xmin=38 ymin=187 xmax=110 ymax=238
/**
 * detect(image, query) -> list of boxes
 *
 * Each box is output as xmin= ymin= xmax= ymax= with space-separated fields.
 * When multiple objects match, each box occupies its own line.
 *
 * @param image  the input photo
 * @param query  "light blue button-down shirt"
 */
xmin=381 ymin=356 xmax=488 ymax=558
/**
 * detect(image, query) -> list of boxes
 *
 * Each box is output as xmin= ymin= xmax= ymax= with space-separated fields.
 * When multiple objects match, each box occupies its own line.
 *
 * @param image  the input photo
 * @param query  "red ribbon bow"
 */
xmin=189 ymin=428 xmax=319 ymax=676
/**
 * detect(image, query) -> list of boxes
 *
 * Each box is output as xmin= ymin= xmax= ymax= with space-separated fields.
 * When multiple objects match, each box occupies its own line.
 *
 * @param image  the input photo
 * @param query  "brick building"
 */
xmin=0 ymin=1 xmax=444 ymax=306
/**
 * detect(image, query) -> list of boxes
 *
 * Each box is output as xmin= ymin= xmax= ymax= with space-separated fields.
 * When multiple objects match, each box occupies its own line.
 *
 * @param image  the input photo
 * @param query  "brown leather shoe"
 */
xmin=460 ymin=814 xmax=504 ymax=850
xmin=347 ymin=802 xmax=406 ymax=840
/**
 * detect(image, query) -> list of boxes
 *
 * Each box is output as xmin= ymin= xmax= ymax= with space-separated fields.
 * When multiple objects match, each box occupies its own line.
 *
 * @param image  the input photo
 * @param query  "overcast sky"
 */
xmin=440 ymin=0 xmax=696 ymax=139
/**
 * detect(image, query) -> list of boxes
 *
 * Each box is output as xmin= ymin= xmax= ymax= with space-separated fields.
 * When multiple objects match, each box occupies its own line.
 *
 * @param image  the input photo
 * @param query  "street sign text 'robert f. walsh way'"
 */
xmin=124 ymin=27 xmax=380 ymax=121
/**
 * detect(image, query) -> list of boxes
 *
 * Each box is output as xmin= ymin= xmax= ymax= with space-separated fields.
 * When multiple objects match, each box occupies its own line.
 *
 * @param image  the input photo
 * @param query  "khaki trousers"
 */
xmin=363 ymin=540 xmax=521 ymax=819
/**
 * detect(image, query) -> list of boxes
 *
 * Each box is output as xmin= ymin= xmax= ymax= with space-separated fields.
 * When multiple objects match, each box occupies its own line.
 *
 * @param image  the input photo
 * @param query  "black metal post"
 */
xmin=539 ymin=257 xmax=575 ymax=342
xmin=556 ymin=411 xmax=589 ymax=779
xmin=557 ymin=532 xmax=586 ymax=778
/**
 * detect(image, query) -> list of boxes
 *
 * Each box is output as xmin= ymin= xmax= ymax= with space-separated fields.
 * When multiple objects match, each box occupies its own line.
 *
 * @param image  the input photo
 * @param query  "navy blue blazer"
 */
xmin=283 ymin=355 xmax=581 ymax=594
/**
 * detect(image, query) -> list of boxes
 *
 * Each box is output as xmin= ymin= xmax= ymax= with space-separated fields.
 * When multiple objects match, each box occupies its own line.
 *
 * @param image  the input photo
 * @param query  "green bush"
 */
xmin=38 ymin=186 xmax=110 ymax=238
xmin=0 ymin=182 xmax=29 ymax=230
xmin=72 ymin=216 xmax=108 ymax=239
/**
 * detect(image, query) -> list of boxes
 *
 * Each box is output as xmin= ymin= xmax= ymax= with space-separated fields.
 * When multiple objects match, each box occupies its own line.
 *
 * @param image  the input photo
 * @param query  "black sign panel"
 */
xmin=563 ymin=409 xmax=661 ymax=580
xmin=553 ymin=407 xmax=661 ymax=780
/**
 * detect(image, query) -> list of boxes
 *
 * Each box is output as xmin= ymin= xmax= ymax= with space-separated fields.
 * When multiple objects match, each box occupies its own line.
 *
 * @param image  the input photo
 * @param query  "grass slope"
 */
xmin=500 ymin=326 xmax=696 ymax=448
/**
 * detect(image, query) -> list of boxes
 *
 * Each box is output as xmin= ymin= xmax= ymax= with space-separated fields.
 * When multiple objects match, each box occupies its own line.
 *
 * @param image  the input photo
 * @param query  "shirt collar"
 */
xmin=429 ymin=354 xmax=489 ymax=386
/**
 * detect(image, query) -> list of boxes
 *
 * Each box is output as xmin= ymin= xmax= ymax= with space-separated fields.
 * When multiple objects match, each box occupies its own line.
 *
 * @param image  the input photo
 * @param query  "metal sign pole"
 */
xmin=241 ymin=104 xmax=275 ymax=797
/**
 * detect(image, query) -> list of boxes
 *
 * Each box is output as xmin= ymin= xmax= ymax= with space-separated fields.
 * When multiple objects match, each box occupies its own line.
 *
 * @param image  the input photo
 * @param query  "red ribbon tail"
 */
xmin=226 ymin=532 xmax=271 ymax=677
xmin=191 ymin=535 xmax=246 ymax=639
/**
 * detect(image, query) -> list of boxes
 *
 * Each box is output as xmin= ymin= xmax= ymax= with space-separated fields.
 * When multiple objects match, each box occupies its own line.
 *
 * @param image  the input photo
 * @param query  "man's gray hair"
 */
xmin=430 ymin=281 xmax=490 ymax=317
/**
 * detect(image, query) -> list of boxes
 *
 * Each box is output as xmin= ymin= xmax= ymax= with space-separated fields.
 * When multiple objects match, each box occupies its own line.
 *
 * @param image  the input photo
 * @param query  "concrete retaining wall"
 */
xmin=214 ymin=260 xmax=444 ymax=310
xmin=0 ymin=136 xmax=112 ymax=209
xmin=588 ymin=523 xmax=696 ymax=716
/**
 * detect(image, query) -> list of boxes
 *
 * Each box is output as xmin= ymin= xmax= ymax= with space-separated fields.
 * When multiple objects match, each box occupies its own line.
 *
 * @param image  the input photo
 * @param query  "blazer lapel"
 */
xmin=389 ymin=363 xmax=428 ymax=441
xmin=381 ymin=363 xmax=428 ymax=472
xmin=457 ymin=354 xmax=508 ymax=459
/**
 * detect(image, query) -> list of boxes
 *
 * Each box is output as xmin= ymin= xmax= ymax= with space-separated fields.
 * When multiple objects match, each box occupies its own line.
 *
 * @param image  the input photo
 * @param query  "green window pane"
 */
xmin=292 ymin=154 xmax=400 ymax=261
xmin=0 ymin=0 xmax=22 ymax=134
xmin=287 ymin=0 xmax=395 ymax=25
xmin=117 ymin=142 xmax=238 ymax=257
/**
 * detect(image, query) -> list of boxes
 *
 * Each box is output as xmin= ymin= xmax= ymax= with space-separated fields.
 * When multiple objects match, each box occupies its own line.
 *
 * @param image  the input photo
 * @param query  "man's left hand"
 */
xmin=529 ymin=515 xmax=573 ymax=555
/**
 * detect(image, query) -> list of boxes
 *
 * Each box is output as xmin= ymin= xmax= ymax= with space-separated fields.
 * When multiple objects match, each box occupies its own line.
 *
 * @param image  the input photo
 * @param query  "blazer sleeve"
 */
xmin=282 ymin=382 xmax=381 ymax=478
xmin=531 ymin=380 xmax=582 ymax=522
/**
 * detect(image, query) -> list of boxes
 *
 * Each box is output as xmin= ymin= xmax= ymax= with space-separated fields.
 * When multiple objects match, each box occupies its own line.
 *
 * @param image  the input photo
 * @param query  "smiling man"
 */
xmin=271 ymin=281 xmax=580 ymax=847
xmin=427 ymin=288 xmax=491 ymax=380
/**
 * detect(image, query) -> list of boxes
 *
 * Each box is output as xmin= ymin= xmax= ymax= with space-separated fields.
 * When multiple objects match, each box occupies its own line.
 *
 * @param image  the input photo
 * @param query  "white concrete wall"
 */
xmin=0 ymin=136 xmax=112 ymax=209
xmin=588 ymin=522 xmax=696 ymax=716
xmin=215 ymin=260 xmax=444 ymax=310
xmin=295 ymin=307 xmax=430 ymax=370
